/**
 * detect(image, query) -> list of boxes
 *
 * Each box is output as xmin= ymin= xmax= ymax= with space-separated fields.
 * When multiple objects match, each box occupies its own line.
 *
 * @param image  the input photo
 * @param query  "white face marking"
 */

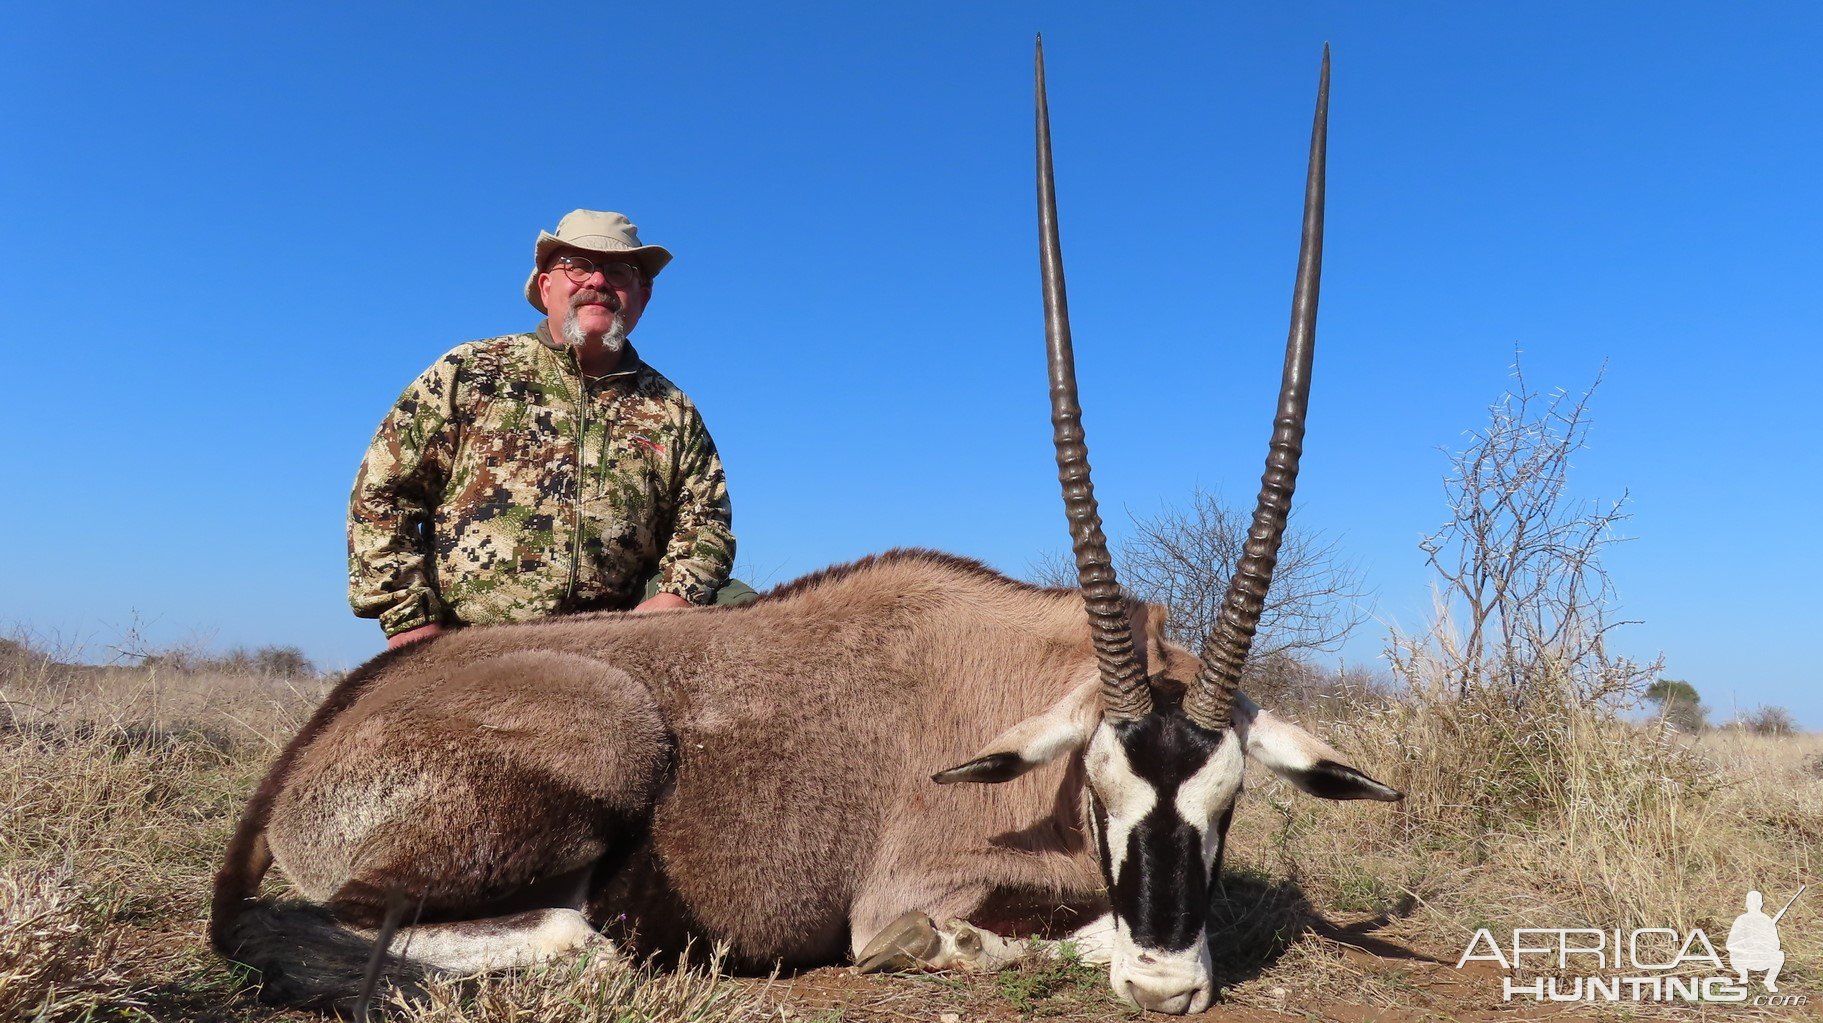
xmin=1084 ymin=723 xmax=1157 ymax=879
xmin=1174 ymin=731 xmax=1244 ymax=863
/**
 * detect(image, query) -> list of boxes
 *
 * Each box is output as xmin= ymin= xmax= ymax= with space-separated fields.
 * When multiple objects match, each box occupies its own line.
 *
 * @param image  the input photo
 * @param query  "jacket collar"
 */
xmin=533 ymin=322 xmax=646 ymax=381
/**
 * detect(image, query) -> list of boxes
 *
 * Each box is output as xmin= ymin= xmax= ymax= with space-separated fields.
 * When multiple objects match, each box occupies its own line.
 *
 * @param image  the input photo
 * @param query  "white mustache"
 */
xmin=570 ymin=289 xmax=621 ymax=312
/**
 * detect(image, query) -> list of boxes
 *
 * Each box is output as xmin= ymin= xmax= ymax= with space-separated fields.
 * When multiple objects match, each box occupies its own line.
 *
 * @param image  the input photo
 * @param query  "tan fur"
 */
xmin=215 ymin=551 xmax=1190 ymax=990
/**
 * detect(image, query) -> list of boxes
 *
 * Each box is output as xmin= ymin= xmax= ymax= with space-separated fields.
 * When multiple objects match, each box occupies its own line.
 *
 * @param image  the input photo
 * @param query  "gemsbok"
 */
xmin=211 ymin=40 xmax=1399 ymax=1015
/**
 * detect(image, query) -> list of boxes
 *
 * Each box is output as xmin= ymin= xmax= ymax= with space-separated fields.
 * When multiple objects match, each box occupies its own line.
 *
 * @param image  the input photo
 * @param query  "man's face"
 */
xmin=539 ymin=249 xmax=652 ymax=342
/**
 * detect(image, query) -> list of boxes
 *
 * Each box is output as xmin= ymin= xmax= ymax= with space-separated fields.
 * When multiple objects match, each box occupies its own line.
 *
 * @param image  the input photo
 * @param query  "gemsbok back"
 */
xmin=211 ymin=41 xmax=1400 ymax=1015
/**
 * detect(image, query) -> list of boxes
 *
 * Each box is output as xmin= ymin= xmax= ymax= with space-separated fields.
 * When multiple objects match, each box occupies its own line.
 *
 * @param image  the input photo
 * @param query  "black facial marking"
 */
xmin=1089 ymin=790 xmax=1111 ymax=874
xmin=1096 ymin=706 xmax=1230 ymax=953
xmin=1111 ymin=803 xmax=1207 ymax=951
xmin=1210 ymin=802 xmax=1236 ymax=884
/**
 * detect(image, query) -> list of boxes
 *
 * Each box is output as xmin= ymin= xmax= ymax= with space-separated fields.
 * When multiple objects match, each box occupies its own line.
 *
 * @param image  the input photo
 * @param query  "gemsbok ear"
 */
xmin=932 ymin=681 xmax=1099 ymax=786
xmin=1230 ymin=694 xmax=1403 ymax=802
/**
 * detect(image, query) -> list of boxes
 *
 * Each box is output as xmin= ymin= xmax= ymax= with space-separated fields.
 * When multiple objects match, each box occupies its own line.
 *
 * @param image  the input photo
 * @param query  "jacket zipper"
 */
xmin=564 ymin=354 xmax=586 ymax=608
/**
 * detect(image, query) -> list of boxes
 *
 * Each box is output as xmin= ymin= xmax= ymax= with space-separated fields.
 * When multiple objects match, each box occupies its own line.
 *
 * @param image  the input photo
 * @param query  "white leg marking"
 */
xmin=391 ymin=908 xmax=609 ymax=974
xmin=1061 ymin=912 xmax=1117 ymax=965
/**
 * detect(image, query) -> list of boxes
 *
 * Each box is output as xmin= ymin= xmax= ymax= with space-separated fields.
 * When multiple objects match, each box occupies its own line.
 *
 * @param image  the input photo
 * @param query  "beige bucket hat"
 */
xmin=525 ymin=209 xmax=674 ymax=313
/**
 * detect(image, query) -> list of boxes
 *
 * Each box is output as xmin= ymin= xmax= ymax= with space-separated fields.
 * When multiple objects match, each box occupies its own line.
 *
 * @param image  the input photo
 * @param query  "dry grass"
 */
xmin=0 ymin=866 xmax=144 ymax=1022
xmin=2 ymin=632 xmax=1818 ymax=1021
xmin=383 ymin=946 xmax=768 ymax=1023
xmin=0 ymin=655 xmax=285 ymax=1021
xmin=1220 ymin=674 xmax=1823 ymax=1017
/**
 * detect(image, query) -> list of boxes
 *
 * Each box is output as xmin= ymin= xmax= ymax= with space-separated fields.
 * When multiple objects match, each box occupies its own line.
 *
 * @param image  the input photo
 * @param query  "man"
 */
xmin=349 ymin=210 xmax=745 ymax=649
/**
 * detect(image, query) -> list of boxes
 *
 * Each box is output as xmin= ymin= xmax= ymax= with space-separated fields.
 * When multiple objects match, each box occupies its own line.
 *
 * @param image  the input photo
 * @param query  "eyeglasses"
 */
xmin=548 ymin=254 xmax=644 ymax=288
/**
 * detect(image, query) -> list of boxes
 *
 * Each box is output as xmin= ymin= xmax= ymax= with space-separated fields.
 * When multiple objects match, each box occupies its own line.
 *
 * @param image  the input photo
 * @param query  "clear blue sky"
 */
xmin=3 ymin=3 xmax=1817 ymax=726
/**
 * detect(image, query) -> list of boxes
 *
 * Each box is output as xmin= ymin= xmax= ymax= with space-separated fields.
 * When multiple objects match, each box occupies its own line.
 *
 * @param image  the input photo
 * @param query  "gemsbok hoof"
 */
xmin=936 ymin=918 xmax=1022 ymax=971
xmin=854 ymin=911 xmax=942 ymax=973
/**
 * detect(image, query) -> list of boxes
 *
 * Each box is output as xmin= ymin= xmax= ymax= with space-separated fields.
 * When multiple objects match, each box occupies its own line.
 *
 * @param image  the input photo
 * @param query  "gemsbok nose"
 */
xmin=1121 ymin=974 xmax=1212 ymax=1015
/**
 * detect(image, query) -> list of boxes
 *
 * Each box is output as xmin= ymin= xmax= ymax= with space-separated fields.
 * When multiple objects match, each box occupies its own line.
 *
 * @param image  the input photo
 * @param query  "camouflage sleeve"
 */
xmin=657 ymin=401 xmax=736 ymax=605
xmin=347 ymin=351 xmax=462 ymax=636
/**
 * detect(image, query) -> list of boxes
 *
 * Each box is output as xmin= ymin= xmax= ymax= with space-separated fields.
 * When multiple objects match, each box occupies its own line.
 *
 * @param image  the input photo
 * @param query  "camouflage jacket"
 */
xmin=348 ymin=326 xmax=736 ymax=636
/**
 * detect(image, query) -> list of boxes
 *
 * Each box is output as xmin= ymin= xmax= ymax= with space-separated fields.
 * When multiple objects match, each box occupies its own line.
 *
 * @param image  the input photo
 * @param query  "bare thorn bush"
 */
xmin=1735 ymin=705 xmax=1798 ymax=737
xmin=1397 ymin=353 xmax=1660 ymax=704
xmin=1116 ymin=488 xmax=1369 ymax=658
xmin=1029 ymin=488 xmax=1369 ymax=707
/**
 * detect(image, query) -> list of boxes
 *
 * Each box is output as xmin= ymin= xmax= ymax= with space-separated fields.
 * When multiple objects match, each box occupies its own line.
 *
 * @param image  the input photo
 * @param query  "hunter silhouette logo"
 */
xmin=1728 ymin=886 xmax=1804 ymax=993
xmin=1456 ymin=884 xmax=1809 ymax=1007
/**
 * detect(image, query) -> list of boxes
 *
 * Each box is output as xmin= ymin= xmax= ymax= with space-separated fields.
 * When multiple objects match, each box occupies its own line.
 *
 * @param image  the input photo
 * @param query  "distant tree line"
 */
xmin=1645 ymin=677 xmax=1796 ymax=735
xmin=137 ymin=645 xmax=318 ymax=679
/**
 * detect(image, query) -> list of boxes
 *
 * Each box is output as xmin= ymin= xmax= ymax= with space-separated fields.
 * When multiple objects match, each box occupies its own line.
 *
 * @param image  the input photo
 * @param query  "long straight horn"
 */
xmin=1185 ymin=46 xmax=1330 ymax=733
xmin=1036 ymin=36 xmax=1150 ymax=722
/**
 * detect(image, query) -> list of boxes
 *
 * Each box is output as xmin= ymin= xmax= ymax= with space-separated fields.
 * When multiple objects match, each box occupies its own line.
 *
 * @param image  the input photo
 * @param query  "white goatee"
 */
xmin=561 ymin=311 xmax=628 ymax=354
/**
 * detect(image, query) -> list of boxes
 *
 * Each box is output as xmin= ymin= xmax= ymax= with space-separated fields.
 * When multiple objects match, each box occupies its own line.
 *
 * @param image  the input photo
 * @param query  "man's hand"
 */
xmin=387 ymin=623 xmax=446 ymax=649
xmin=633 ymin=592 xmax=691 ymax=613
